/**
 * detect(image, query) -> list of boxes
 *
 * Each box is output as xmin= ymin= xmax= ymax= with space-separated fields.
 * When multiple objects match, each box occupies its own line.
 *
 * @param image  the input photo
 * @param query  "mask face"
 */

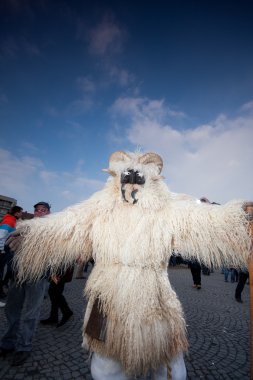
xmin=120 ymin=169 xmax=145 ymax=204
xmin=120 ymin=169 xmax=145 ymax=185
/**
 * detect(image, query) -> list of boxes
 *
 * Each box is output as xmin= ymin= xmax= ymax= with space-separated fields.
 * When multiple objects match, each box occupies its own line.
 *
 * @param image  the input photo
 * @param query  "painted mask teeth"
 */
xmin=121 ymin=185 xmax=139 ymax=204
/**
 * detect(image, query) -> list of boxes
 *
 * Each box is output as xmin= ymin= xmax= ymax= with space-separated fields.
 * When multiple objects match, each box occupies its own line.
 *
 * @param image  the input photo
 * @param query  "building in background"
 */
xmin=0 ymin=195 xmax=17 ymax=221
xmin=0 ymin=195 xmax=34 ymax=221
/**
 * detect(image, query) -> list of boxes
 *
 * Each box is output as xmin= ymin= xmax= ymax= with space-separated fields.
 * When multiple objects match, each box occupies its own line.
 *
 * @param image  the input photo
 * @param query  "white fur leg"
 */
xmin=150 ymin=353 xmax=186 ymax=380
xmin=171 ymin=353 xmax=187 ymax=380
xmin=91 ymin=353 xmax=130 ymax=380
xmin=90 ymin=352 xmax=187 ymax=380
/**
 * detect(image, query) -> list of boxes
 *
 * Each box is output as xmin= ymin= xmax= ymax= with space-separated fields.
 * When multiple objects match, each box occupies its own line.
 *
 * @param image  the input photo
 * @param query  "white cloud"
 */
xmin=111 ymin=97 xmax=186 ymax=121
xmin=240 ymin=100 xmax=253 ymax=112
xmin=0 ymin=148 xmax=104 ymax=213
xmin=45 ymin=77 xmax=96 ymax=118
xmin=108 ymin=66 xmax=135 ymax=87
xmin=111 ymin=97 xmax=253 ymax=204
xmin=62 ymin=77 xmax=98 ymax=115
xmin=111 ymin=97 xmax=162 ymax=120
xmin=0 ymin=36 xmax=41 ymax=59
xmin=80 ymin=16 xmax=136 ymax=91
xmin=88 ymin=16 xmax=126 ymax=56
xmin=1 ymin=96 xmax=252 ymax=213
xmin=76 ymin=76 xmax=96 ymax=93
xmin=40 ymin=170 xmax=59 ymax=182
xmin=0 ymin=149 xmax=43 ymax=205
xmin=20 ymin=141 xmax=39 ymax=152
xmin=66 ymin=97 xmax=94 ymax=115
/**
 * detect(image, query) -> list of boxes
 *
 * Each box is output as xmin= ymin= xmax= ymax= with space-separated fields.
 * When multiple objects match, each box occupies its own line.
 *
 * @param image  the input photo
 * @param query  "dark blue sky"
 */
xmin=0 ymin=0 xmax=252 ymax=211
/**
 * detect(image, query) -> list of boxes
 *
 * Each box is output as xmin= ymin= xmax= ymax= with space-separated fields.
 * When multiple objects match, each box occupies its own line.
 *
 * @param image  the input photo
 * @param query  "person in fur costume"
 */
xmin=7 ymin=151 xmax=251 ymax=380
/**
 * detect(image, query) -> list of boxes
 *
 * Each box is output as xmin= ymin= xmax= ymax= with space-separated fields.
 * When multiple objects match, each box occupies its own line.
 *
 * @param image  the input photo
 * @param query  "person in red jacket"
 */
xmin=0 ymin=206 xmax=23 ymax=299
xmin=0 ymin=202 xmax=50 ymax=366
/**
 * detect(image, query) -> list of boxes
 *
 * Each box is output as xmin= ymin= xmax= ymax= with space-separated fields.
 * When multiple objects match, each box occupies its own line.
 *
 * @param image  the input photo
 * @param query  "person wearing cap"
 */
xmin=0 ymin=202 xmax=50 ymax=366
xmin=33 ymin=202 xmax=51 ymax=216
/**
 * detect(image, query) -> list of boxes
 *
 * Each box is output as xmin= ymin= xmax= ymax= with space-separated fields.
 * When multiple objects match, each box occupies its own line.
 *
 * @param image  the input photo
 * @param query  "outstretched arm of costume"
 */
xmin=8 ymin=200 xmax=94 ymax=282
xmin=170 ymin=199 xmax=251 ymax=269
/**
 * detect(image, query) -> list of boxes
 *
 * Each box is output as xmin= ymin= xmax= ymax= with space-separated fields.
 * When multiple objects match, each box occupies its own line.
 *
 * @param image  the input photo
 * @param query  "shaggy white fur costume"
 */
xmin=10 ymin=151 xmax=251 ymax=379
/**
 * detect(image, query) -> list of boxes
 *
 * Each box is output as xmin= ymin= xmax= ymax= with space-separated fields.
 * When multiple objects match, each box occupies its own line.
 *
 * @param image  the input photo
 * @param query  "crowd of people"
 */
xmin=169 ymin=252 xmax=249 ymax=302
xmin=0 ymin=201 xmax=79 ymax=366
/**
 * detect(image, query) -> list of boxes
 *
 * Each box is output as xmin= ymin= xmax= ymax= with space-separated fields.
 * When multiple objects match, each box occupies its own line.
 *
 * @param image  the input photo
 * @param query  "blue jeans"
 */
xmin=224 ymin=268 xmax=230 ymax=282
xmin=230 ymin=268 xmax=238 ymax=283
xmin=224 ymin=268 xmax=238 ymax=282
xmin=1 ymin=278 xmax=47 ymax=351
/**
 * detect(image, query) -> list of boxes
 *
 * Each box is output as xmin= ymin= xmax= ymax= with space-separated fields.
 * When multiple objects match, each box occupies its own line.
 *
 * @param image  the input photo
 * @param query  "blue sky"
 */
xmin=0 ymin=0 xmax=253 ymax=212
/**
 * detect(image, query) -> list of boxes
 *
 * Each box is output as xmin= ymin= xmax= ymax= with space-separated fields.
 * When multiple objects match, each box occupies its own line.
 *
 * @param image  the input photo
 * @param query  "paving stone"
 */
xmin=0 ymin=267 xmax=250 ymax=379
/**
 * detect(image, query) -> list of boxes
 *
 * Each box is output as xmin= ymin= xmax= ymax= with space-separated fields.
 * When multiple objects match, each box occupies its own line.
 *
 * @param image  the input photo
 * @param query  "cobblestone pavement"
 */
xmin=0 ymin=267 xmax=250 ymax=379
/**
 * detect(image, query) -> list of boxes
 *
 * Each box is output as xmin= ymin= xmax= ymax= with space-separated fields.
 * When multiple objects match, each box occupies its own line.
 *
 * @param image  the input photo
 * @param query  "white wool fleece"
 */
xmin=12 ymin=151 xmax=251 ymax=376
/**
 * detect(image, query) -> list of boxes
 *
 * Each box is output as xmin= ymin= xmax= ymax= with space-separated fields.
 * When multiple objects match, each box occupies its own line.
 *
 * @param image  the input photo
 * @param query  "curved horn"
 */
xmin=102 ymin=168 xmax=116 ymax=177
xmin=109 ymin=151 xmax=131 ymax=164
xmin=139 ymin=152 xmax=163 ymax=174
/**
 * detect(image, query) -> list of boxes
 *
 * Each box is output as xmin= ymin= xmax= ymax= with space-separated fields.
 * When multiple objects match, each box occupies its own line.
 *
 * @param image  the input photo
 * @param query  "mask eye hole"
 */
xmin=121 ymin=170 xmax=131 ymax=184
xmin=135 ymin=172 xmax=145 ymax=185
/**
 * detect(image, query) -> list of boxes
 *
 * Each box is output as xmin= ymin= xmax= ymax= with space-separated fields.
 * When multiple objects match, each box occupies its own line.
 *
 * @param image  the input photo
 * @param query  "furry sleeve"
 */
xmin=169 ymin=199 xmax=251 ymax=268
xmin=12 ymin=199 xmax=96 ymax=282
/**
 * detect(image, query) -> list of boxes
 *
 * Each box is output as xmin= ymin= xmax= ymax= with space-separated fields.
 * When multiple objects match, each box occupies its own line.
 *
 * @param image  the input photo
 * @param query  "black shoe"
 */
xmin=40 ymin=318 xmax=58 ymax=325
xmin=57 ymin=311 xmax=73 ymax=328
xmin=235 ymin=297 xmax=243 ymax=303
xmin=196 ymin=285 xmax=201 ymax=289
xmin=11 ymin=351 xmax=30 ymax=366
xmin=0 ymin=347 xmax=15 ymax=358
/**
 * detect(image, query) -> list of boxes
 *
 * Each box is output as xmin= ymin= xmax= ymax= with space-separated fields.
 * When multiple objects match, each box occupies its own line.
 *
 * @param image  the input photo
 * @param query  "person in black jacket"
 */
xmin=235 ymin=269 xmax=249 ymax=303
xmin=189 ymin=259 xmax=202 ymax=289
xmin=40 ymin=266 xmax=74 ymax=327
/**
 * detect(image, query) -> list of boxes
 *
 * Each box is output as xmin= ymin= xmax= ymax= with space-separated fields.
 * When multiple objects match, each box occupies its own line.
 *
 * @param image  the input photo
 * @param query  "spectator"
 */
xmin=0 ymin=202 xmax=50 ymax=366
xmin=232 ymin=268 xmax=239 ymax=282
xmin=224 ymin=267 xmax=238 ymax=283
xmin=235 ymin=269 xmax=249 ymax=303
xmin=201 ymin=264 xmax=210 ymax=275
xmin=189 ymin=258 xmax=202 ymax=289
xmin=224 ymin=267 xmax=230 ymax=282
xmin=40 ymin=266 xmax=74 ymax=327
xmin=75 ymin=261 xmax=88 ymax=279
xmin=76 ymin=259 xmax=94 ymax=279
xmin=0 ymin=206 xmax=23 ymax=299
